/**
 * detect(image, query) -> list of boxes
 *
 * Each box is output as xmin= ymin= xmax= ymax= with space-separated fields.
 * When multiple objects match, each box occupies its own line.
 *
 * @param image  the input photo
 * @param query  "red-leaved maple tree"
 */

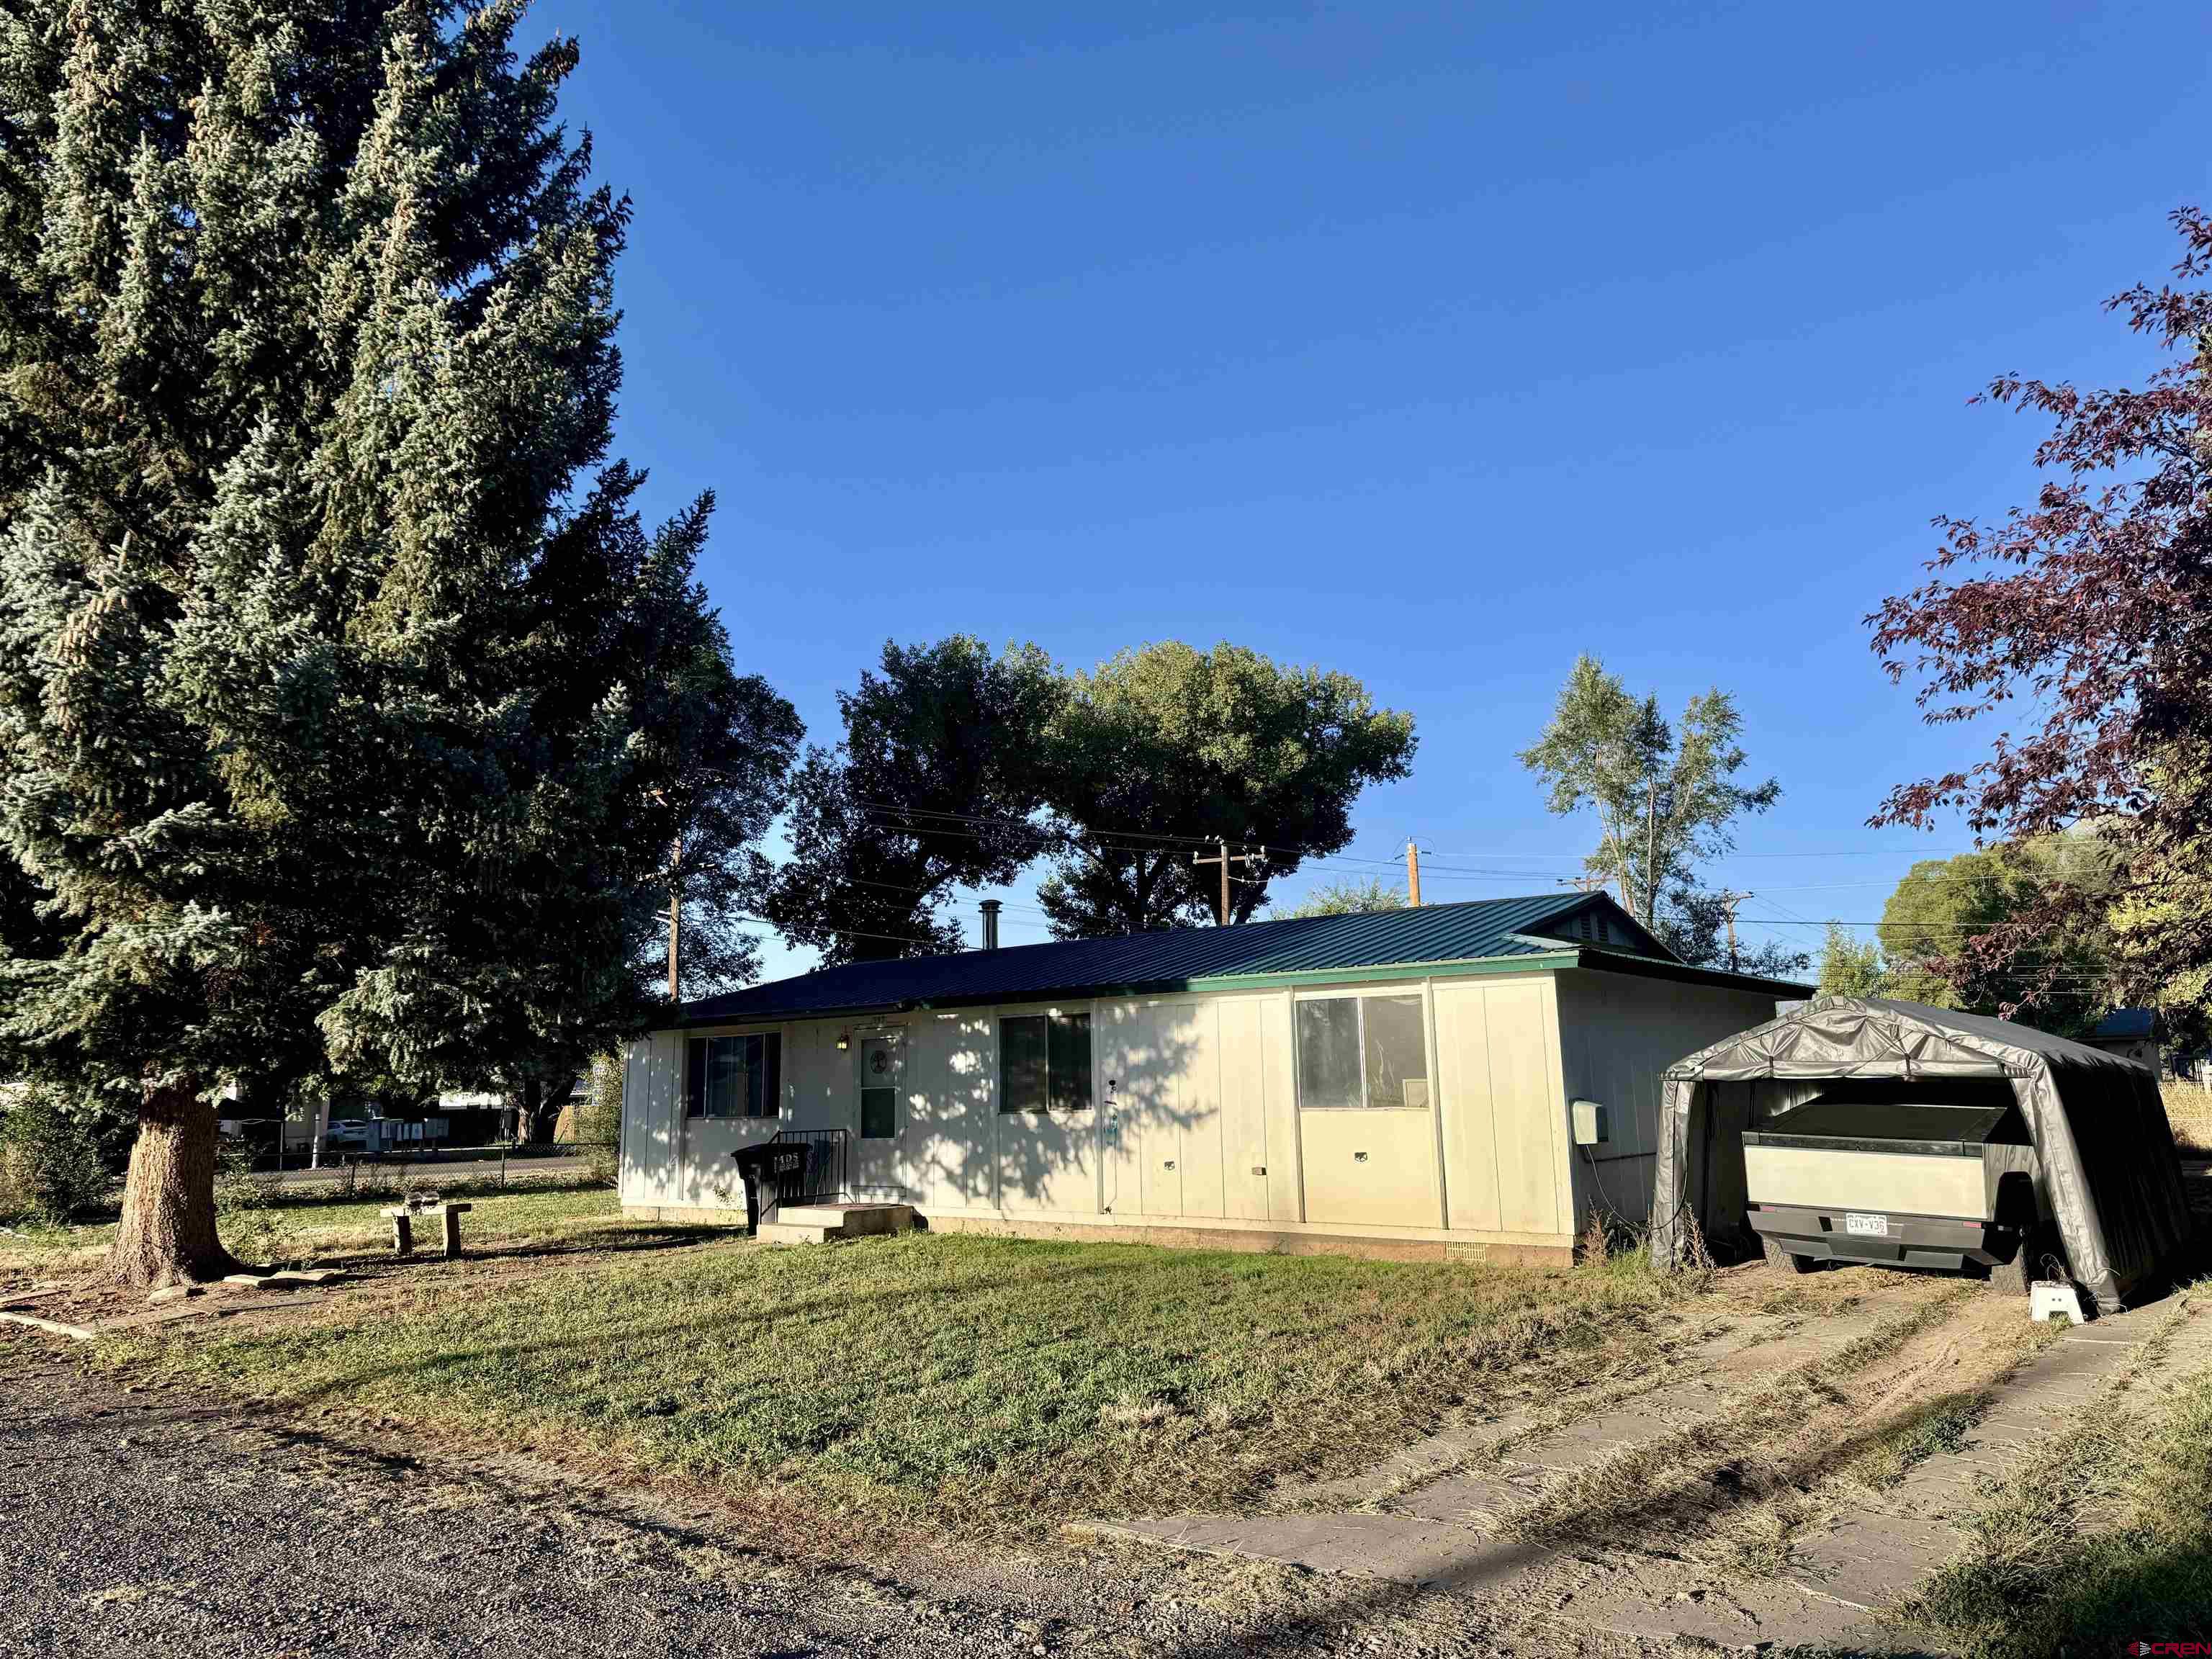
xmin=1869 ymin=207 xmax=2212 ymax=1020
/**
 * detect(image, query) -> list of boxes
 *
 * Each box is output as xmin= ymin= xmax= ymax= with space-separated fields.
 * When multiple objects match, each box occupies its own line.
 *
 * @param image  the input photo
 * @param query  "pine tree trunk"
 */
xmin=107 ymin=1082 xmax=238 ymax=1290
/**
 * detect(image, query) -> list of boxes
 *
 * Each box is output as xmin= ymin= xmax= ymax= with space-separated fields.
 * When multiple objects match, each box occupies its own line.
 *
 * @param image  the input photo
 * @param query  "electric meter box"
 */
xmin=1570 ymin=1100 xmax=1609 ymax=1146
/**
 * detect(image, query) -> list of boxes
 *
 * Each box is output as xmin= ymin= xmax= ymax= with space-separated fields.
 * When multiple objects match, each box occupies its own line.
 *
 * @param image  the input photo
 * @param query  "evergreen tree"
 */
xmin=0 ymin=3 xmax=796 ymax=1286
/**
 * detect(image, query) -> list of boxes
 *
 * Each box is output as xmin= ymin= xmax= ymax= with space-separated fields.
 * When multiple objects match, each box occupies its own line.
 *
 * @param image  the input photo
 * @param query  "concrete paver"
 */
xmin=1091 ymin=1275 xmax=2206 ymax=1651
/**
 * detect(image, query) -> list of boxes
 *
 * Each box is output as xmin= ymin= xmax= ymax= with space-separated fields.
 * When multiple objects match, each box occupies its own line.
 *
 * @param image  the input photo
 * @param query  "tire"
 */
xmin=1763 ymin=1234 xmax=1820 ymax=1276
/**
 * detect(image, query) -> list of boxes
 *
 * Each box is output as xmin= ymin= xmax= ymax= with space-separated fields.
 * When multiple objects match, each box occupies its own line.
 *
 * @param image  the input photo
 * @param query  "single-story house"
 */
xmin=2083 ymin=1007 xmax=2162 ymax=1074
xmin=618 ymin=893 xmax=1806 ymax=1264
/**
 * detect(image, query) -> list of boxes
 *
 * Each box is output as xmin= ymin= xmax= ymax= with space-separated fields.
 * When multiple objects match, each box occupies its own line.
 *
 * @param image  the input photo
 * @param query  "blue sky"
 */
xmin=542 ymin=1 xmax=2212 ymax=980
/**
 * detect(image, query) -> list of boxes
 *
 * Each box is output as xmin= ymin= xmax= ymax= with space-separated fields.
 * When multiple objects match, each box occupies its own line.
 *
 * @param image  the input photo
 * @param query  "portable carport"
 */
xmin=1649 ymin=997 xmax=2195 ymax=1313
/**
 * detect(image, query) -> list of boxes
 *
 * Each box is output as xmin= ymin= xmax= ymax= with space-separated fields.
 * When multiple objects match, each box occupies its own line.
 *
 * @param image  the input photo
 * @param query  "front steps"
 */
xmin=756 ymin=1202 xmax=916 ymax=1246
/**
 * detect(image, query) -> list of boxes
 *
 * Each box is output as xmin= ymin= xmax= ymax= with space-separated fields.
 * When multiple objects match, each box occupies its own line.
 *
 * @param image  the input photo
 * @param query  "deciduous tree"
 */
xmin=1273 ymin=878 xmax=1407 ymax=919
xmin=1815 ymin=924 xmax=1889 ymax=999
xmin=1874 ymin=840 xmax=2116 ymax=1036
xmin=1519 ymin=655 xmax=1783 ymax=966
xmin=763 ymin=638 xmax=1061 ymax=963
xmin=1035 ymin=643 xmax=1416 ymax=936
xmin=1871 ymin=207 xmax=2212 ymax=1025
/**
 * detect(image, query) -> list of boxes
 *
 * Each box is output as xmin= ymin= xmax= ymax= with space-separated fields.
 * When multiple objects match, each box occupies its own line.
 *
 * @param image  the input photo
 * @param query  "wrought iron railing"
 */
xmin=732 ymin=1127 xmax=848 ymax=1233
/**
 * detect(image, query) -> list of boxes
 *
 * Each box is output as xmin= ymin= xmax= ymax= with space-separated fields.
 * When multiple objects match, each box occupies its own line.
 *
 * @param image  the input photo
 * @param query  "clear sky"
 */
xmin=541 ymin=1 xmax=2212 ymax=981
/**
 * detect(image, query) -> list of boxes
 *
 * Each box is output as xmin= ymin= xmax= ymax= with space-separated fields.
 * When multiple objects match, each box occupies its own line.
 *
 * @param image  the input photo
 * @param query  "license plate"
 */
xmin=1844 ymin=1213 xmax=1889 ymax=1238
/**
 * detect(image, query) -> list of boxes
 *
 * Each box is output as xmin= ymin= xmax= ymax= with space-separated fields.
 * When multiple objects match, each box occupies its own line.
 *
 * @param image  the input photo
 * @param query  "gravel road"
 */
xmin=0 ymin=1331 xmax=1548 ymax=1659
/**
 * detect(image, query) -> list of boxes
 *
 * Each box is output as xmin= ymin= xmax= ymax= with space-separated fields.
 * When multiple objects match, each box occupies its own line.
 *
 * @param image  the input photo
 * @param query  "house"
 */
xmin=2082 ymin=1008 xmax=2162 ymax=1074
xmin=616 ymin=893 xmax=1806 ymax=1265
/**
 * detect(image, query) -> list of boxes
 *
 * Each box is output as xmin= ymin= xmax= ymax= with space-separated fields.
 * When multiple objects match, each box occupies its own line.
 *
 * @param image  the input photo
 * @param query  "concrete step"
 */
xmin=756 ymin=1222 xmax=837 ymax=1246
xmin=775 ymin=1202 xmax=914 ymax=1236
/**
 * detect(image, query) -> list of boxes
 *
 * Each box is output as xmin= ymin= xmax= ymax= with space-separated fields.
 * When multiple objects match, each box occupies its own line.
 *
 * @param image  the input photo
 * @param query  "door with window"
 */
xmin=852 ymin=1031 xmax=905 ymax=1197
xmin=1293 ymin=989 xmax=1442 ymax=1226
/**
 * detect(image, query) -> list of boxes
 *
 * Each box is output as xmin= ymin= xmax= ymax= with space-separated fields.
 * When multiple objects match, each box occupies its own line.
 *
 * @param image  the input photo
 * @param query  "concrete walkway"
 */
xmin=1082 ymin=1280 xmax=2211 ymax=1650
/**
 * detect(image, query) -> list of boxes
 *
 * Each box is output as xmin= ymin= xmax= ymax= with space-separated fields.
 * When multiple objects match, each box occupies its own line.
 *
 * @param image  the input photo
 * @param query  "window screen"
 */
xmin=1000 ymin=1012 xmax=1091 ymax=1111
xmin=1363 ymin=995 xmax=1429 ymax=1109
xmin=1297 ymin=995 xmax=1430 ymax=1110
xmin=685 ymin=1033 xmax=782 ymax=1119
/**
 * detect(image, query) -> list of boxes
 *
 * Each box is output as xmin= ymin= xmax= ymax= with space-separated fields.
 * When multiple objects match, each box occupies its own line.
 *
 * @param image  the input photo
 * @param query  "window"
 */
xmin=684 ymin=1033 xmax=782 ymax=1120
xmin=999 ymin=1011 xmax=1092 ymax=1112
xmin=1295 ymin=994 xmax=1430 ymax=1110
xmin=858 ymin=1035 xmax=897 ymax=1140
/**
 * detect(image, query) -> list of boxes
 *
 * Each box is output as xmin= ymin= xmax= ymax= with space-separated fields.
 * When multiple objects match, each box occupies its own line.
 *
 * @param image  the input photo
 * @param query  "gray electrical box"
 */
xmin=1571 ymin=1100 xmax=1609 ymax=1146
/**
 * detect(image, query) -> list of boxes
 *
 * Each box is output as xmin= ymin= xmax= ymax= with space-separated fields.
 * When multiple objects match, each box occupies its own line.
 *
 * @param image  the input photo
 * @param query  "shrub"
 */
xmin=0 ymin=1083 xmax=121 ymax=1223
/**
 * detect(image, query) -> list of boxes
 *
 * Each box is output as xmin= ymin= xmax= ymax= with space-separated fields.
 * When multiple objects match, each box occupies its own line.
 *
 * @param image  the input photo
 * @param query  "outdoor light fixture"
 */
xmin=836 ymin=1033 xmax=850 ymax=1051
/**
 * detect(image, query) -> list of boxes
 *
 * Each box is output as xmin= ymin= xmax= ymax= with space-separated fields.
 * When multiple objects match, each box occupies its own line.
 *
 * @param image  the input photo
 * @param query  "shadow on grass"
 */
xmin=259 ymin=1251 xmax=1161 ymax=1412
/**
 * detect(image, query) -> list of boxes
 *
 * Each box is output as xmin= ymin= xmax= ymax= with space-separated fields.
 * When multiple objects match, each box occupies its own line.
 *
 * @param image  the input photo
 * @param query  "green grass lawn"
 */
xmin=107 ymin=1230 xmax=1700 ymax=1541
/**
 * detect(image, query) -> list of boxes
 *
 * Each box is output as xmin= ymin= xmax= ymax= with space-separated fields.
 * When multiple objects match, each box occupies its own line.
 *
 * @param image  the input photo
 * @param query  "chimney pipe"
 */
xmin=979 ymin=899 xmax=1002 ymax=951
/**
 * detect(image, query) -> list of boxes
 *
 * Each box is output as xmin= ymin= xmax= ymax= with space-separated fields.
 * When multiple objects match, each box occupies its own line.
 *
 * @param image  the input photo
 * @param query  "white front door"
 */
xmin=853 ymin=1031 xmax=905 ymax=1197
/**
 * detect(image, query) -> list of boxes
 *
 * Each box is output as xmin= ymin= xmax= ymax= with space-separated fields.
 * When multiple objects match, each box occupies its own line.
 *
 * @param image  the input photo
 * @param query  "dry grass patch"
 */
xmin=2164 ymin=1080 xmax=2212 ymax=1155
xmin=1900 ymin=1286 xmax=2212 ymax=1656
xmin=1506 ymin=1283 xmax=1980 ymax=1551
xmin=103 ymin=1231 xmax=1708 ymax=1543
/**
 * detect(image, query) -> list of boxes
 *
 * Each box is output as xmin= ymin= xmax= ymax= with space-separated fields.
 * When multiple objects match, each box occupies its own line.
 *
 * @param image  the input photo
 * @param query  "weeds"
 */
xmin=1901 ymin=1289 xmax=2212 ymax=1655
xmin=214 ymin=1143 xmax=295 ymax=1267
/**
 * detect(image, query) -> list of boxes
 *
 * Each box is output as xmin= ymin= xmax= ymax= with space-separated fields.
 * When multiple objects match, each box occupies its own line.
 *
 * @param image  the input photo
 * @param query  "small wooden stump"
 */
xmin=379 ymin=1202 xmax=473 ymax=1259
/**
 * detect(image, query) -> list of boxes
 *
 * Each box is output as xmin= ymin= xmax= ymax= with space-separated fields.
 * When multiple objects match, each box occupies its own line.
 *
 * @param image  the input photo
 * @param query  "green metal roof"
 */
xmin=674 ymin=892 xmax=1807 ymax=1028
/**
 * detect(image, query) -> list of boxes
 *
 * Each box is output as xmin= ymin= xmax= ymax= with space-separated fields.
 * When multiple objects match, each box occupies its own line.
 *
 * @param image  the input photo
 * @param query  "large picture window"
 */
xmin=685 ymin=1033 xmax=783 ymax=1120
xmin=1295 ymin=994 xmax=1430 ymax=1110
xmin=999 ymin=1011 xmax=1092 ymax=1112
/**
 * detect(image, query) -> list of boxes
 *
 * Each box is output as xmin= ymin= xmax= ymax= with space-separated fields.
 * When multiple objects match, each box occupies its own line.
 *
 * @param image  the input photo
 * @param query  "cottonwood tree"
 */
xmin=1035 ymin=643 xmax=1416 ymax=935
xmin=1873 ymin=841 xmax=2116 ymax=1036
xmin=764 ymin=637 xmax=1061 ymax=963
xmin=1815 ymin=924 xmax=1889 ymax=999
xmin=1519 ymin=655 xmax=1783 ymax=964
xmin=1871 ymin=208 xmax=2212 ymax=1026
xmin=0 ymin=3 xmax=794 ymax=1286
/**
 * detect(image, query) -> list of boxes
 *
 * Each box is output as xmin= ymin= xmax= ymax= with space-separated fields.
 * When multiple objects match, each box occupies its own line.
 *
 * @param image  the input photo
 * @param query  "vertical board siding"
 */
xmin=1259 ymin=992 xmax=1303 ymax=1223
xmin=1433 ymin=978 xmax=1566 ymax=1237
xmin=1552 ymin=970 xmax=1781 ymax=1227
xmin=617 ymin=968 xmax=1781 ymax=1251
xmin=1217 ymin=997 xmax=1272 ymax=1221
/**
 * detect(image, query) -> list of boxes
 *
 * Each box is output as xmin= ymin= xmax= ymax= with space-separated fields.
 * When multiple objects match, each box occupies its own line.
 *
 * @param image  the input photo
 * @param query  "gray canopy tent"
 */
xmin=1650 ymin=997 xmax=2194 ymax=1313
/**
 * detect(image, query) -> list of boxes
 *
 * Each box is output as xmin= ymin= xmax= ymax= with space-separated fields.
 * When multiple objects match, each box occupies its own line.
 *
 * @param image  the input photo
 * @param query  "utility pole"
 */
xmin=1193 ymin=840 xmax=1266 ymax=927
xmin=1406 ymin=840 xmax=1422 ymax=908
xmin=1716 ymin=889 xmax=1751 ymax=974
xmin=1560 ymin=873 xmax=1611 ymax=894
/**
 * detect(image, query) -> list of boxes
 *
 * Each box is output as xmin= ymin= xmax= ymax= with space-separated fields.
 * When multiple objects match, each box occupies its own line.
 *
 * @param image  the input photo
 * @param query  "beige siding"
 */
xmin=618 ymin=1030 xmax=684 ymax=1207
xmin=1100 ymin=995 xmax=1277 ymax=1225
xmin=994 ymin=1000 xmax=1098 ymax=1215
xmin=1432 ymin=976 xmax=1568 ymax=1238
xmin=1216 ymin=996 xmax=1274 ymax=1221
xmin=1552 ymin=968 xmax=1781 ymax=1227
xmin=617 ymin=963 xmax=1784 ymax=1259
xmin=1298 ymin=1107 xmax=1441 ymax=1226
xmin=913 ymin=1010 xmax=994 ymax=1211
